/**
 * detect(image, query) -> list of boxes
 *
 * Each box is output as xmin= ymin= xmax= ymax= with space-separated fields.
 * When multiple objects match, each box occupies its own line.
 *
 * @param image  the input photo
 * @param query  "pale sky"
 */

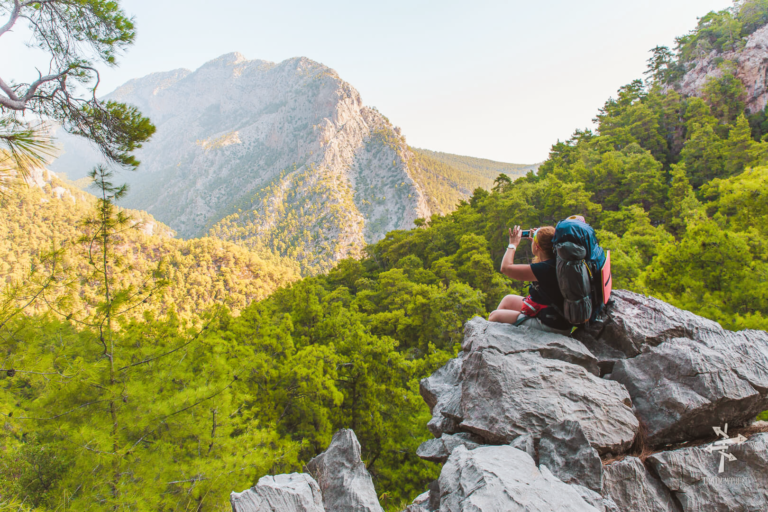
xmin=1 ymin=0 xmax=732 ymax=163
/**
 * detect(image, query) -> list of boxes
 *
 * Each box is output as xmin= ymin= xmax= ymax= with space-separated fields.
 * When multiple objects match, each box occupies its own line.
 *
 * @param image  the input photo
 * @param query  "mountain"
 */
xmin=49 ymin=54 xmax=534 ymax=273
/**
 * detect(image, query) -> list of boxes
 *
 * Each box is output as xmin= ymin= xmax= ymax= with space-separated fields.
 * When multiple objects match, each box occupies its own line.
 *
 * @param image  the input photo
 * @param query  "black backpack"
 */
xmin=551 ymin=218 xmax=607 ymax=325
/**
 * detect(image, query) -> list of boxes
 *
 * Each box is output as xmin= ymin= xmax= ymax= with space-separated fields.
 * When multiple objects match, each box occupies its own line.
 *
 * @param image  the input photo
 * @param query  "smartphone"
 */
xmin=521 ymin=230 xmax=531 ymax=238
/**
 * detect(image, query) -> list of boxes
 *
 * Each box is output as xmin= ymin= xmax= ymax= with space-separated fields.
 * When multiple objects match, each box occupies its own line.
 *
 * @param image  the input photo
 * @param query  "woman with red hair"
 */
xmin=488 ymin=225 xmax=573 ymax=334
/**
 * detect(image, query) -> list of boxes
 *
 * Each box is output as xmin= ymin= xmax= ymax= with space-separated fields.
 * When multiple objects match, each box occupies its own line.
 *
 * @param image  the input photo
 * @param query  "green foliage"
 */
xmin=531 ymin=76 xmax=768 ymax=331
xmin=4 ymin=4 xmax=768 ymax=509
xmin=645 ymin=2 xmax=768 ymax=86
xmin=0 ymin=1 xmax=155 ymax=170
xmin=701 ymin=67 xmax=747 ymax=126
xmin=0 ymin=171 xmax=300 ymax=320
xmin=0 ymin=119 xmax=56 ymax=187
xmin=674 ymin=1 xmax=768 ymax=63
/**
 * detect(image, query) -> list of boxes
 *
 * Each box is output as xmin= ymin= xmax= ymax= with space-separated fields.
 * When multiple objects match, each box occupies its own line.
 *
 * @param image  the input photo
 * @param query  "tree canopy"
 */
xmin=0 ymin=0 xmax=154 ymax=182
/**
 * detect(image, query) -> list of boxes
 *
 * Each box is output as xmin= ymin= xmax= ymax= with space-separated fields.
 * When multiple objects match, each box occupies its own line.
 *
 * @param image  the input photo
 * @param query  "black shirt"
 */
xmin=529 ymin=259 xmax=572 ymax=330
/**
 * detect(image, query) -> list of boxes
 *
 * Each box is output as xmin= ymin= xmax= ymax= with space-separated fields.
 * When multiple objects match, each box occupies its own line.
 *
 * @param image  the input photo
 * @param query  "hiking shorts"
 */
xmin=515 ymin=314 xmax=572 ymax=335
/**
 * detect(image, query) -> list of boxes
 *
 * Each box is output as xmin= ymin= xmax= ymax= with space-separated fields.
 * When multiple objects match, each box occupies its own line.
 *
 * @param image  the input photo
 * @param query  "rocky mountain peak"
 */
xmin=54 ymin=53 xmax=432 ymax=273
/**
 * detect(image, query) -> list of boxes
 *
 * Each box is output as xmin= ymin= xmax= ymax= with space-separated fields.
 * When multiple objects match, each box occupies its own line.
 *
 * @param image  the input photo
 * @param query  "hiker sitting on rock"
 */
xmin=488 ymin=225 xmax=573 ymax=334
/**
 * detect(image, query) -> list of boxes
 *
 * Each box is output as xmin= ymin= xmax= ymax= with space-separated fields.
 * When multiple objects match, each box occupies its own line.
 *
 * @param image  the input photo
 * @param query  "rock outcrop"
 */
xmin=675 ymin=24 xmax=768 ymax=113
xmin=419 ymin=355 xmax=463 ymax=438
xmin=306 ymin=429 xmax=383 ymax=512
xmin=574 ymin=289 xmax=724 ymax=374
xmin=609 ymin=333 xmax=768 ymax=445
xmin=602 ymin=457 xmax=681 ymax=512
xmin=232 ymin=429 xmax=383 ymax=512
xmin=231 ymin=290 xmax=768 ymax=512
xmin=539 ymin=420 xmax=603 ymax=492
xmin=413 ymin=290 xmax=768 ymax=511
xmin=438 ymin=445 xmax=600 ymax=511
xmin=573 ymin=290 xmax=768 ymax=445
xmin=415 ymin=432 xmax=483 ymax=463
xmin=230 ymin=473 xmax=324 ymax=512
xmin=648 ymin=433 xmax=768 ymax=512
xmin=456 ymin=326 xmax=639 ymax=453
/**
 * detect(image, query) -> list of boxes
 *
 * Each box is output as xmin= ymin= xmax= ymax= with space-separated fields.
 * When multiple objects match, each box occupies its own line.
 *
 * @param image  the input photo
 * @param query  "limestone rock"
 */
xmin=230 ymin=473 xmax=323 ymax=512
xmin=583 ymin=289 xmax=723 ymax=359
xmin=428 ymin=480 xmax=440 ymax=511
xmin=306 ymin=429 xmax=383 ymax=512
xmin=675 ymin=24 xmax=768 ymax=113
xmin=419 ymin=355 xmax=463 ymax=437
xmin=463 ymin=316 xmax=599 ymax=375
xmin=458 ymin=349 xmax=638 ymax=454
xmin=416 ymin=432 xmax=484 ymax=463
xmin=570 ymin=485 xmax=621 ymax=512
xmin=609 ymin=334 xmax=768 ymax=445
xmin=402 ymin=491 xmax=431 ymax=512
xmin=509 ymin=433 xmax=535 ymax=460
xmin=648 ymin=433 xmax=768 ymax=512
xmin=438 ymin=445 xmax=599 ymax=511
xmin=539 ymin=420 xmax=602 ymax=492
xmin=602 ymin=456 xmax=681 ymax=512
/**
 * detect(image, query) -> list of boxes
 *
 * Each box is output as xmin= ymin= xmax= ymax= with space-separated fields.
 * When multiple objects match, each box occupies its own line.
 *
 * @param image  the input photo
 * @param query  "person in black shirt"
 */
xmin=488 ymin=225 xmax=573 ymax=334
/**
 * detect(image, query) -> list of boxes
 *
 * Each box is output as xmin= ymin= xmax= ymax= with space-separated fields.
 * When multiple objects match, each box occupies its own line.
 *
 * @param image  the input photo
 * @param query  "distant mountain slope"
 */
xmin=410 ymin=149 xmax=538 ymax=215
xmin=0 ymin=169 xmax=300 ymax=319
xmin=50 ymin=54 xmax=537 ymax=273
xmin=52 ymin=54 xmax=431 ymax=274
xmin=415 ymin=149 xmax=538 ymax=181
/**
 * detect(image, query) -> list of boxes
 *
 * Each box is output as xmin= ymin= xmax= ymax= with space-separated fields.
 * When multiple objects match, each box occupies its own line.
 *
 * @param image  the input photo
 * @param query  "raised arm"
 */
xmin=500 ymin=226 xmax=537 ymax=282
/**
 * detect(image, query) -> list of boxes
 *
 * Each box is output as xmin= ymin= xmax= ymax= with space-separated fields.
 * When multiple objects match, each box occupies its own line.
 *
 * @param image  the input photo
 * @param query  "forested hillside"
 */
xmin=409 ymin=149 xmax=535 ymax=215
xmin=3 ymin=2 xmax=768 ymax=511
xmin=0 ymin=169 xmax=300 ymax=320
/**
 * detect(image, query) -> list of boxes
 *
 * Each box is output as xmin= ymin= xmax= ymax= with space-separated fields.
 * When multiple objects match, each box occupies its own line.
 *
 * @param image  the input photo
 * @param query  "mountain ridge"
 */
xmin=49 ymin=54 xmax=536 ymax=273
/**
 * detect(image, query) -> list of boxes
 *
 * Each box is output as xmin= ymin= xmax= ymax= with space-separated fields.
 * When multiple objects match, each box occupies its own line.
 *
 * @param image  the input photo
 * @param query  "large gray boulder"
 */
xmin=463 ymin=317 xmax=600 ymax=375
xmin=458 ymin=349 xmax=638 ymax=454
xmin=230 ymin=473 xmax=324 ymax=512
xmin=306 ymin=429 xmax=383 ymax=512
xmin=416 ymin=432 xmax=484 ymax=463
xmin=584 ymin=289 xmax=724 ymax=358
xmin=602 ymin=456 xmax=681 ymax=512
xmin=438 ymin=445 xmax=600 ymax=511
xmin=419 ymin=355 xmax=463 ymax=437
xmin=509 ymin=433 xmax=535 ymax=460
xmin=539 ymin=420 xmax=602 ymax=492
xmin=609 ymin=334 xmax=768 ymax=445
xmin=647 ymin=433 xmax=768 ymax=512
xmin=570 ymin=485 xmax=621 ymax=512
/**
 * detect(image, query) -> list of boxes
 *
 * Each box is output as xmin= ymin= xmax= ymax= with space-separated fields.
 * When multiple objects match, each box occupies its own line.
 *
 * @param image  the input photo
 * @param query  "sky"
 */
xmin=1 ymin=0 xmax=733 ymax=164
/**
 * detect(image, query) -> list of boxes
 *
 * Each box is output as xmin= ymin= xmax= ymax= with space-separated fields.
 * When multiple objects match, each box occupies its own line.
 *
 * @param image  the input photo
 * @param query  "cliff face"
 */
xmin=62 ymin=53 xmax=431 ymax=272
xmin=676 ymin=24 xmax=768 ymax=113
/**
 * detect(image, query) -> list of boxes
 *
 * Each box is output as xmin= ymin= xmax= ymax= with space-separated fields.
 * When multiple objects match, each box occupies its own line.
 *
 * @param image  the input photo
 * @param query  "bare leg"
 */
xmin=488 ymin=309 xmax=521 ymax=324
xmin=489 ymin=294 xmax=525 ymax=324
xmin=497 ymin=294 xmax=524 ymax=311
